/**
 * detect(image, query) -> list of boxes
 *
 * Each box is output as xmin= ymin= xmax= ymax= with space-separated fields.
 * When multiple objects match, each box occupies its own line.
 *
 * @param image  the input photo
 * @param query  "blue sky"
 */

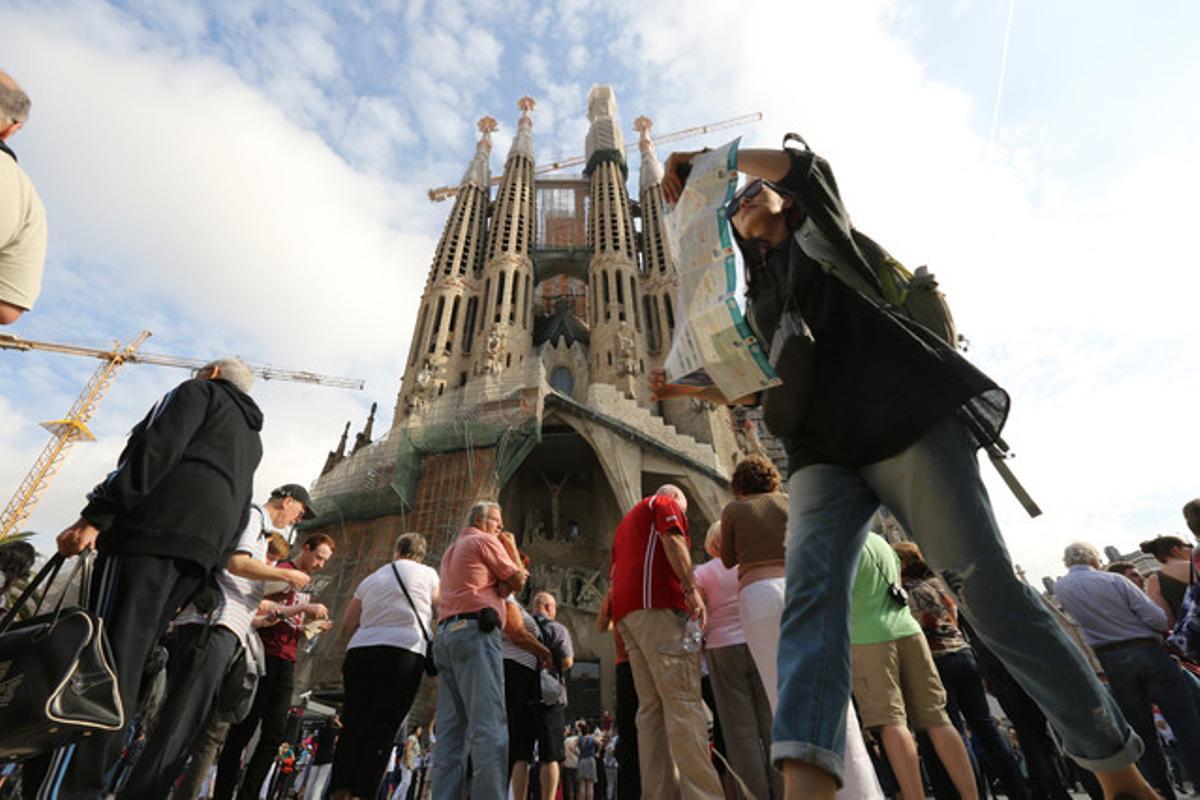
xmin=1 ymin=0 xmax=1197 ymax=584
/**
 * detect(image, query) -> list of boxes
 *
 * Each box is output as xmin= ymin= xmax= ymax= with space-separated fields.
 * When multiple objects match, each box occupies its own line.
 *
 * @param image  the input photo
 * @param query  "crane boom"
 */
xmin=427 ymin=111 xmax=763 ymax=202
xmin=0 ymin=332 xmax=365 ymax=389
xmin=0 ymin=330 xmax=365 ymax=540
xmin=0 ymin=332 xmax=149 ymax=540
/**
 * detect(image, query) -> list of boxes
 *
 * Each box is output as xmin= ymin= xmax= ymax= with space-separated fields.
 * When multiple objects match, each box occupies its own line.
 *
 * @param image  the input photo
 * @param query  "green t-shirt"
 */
xmin=850 ymin=533 xmax=922 ymax=645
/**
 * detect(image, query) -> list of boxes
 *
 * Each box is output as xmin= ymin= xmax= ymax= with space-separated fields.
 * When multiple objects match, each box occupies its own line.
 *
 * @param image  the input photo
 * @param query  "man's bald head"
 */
xmin=532 ymin=592 xmax=558 ymax=619
xmin=0 ymin=71 xmax=31 ymax=138
xmin=655 ymin=484 xmax=688 ymax=513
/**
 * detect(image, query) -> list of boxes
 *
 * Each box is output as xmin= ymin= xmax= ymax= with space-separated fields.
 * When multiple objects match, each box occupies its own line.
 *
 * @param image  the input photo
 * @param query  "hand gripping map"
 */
xmin=662 ymin=138 xmax=780 ymax=400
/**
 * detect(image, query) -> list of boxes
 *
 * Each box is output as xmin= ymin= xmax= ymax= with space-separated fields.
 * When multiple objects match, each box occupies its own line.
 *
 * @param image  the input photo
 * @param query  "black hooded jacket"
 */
xmin=82 ymin=377 xmax=264 ymax=570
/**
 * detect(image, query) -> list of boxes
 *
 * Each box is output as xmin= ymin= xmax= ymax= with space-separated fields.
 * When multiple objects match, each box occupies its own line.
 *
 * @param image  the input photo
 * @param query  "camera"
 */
xmin=887 ymin=583 xmax=909 ymax=608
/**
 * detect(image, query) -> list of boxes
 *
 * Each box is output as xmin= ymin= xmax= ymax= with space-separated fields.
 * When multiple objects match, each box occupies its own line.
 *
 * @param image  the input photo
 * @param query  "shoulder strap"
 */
xmin=390 ymin=562 xmax=431 ymax=645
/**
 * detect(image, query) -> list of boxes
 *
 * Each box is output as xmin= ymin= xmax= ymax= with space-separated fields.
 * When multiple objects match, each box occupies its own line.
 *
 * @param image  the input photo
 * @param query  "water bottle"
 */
xmin=681 ymin=617 xmax=703 ymax=654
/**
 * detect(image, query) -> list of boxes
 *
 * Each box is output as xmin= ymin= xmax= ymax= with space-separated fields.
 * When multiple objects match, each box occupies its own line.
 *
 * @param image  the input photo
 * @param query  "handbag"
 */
xmin=0 ymin=552 xmax=124 ymax=761
xmin=390 ymin=562 xmax=437 ymax=677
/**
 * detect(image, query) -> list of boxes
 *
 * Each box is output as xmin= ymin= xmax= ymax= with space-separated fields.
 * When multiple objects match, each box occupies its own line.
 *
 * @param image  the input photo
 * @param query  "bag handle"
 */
xmin=390 ymin=561 xmax=432 ymax=646
xmin=1 ymin=552 xmax=63 ymax=634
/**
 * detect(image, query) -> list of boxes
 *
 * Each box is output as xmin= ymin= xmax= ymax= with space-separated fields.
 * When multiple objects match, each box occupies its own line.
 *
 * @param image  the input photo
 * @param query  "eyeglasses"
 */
xmin=724 ymin=179 xmax=784 ymax=222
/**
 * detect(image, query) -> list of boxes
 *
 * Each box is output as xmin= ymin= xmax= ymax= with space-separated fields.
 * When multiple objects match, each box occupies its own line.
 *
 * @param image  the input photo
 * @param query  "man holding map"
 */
xmin=651 ymin=139 xmax=1155 ymax=800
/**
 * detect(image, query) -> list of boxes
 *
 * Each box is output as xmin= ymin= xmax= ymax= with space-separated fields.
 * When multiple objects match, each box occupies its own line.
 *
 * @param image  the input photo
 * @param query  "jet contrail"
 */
xmin=990 ymin=0 xmax=1016 ymax=145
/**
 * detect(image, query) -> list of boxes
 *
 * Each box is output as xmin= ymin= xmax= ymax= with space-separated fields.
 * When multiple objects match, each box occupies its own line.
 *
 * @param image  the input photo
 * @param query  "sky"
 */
xmin=1 ymin=0 xmax=1197 ymax=586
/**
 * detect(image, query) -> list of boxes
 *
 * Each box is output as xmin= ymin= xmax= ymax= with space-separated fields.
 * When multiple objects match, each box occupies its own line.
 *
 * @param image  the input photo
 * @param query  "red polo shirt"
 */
xmin=609 ymin=496 xmax=689 ymax=624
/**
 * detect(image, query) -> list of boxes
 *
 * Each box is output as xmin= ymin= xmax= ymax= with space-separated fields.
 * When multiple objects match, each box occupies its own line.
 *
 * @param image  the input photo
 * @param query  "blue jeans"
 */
xmin=936 ymin=648 xmax=1029 ymax=800
xmin=772 ymin=415 xmax=1141 ymax=785
xmin=1097 ymin=642 xmax=1200 ymax=797
xmin=431 ymin=618 xmax=508 ymax=800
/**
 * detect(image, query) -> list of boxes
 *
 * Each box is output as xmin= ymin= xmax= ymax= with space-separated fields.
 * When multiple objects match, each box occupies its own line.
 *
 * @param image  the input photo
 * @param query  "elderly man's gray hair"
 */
xmin=0 ymin=73 xmax=31 ymax=124
xmin=1062 ymin=541 xmax=1101 ymax=568
xmin=199 ymin=357 xmax=255 ymax=394
xmin=655 ymin=484 xmax=687 ymax=511
xmin=466 ymin=500 xmax=501 ymax=528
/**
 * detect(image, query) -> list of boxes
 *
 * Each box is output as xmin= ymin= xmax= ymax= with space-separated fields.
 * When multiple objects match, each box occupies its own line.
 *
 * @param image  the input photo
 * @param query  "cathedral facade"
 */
xmin=300 ymin=86 xmax=760 ymax=716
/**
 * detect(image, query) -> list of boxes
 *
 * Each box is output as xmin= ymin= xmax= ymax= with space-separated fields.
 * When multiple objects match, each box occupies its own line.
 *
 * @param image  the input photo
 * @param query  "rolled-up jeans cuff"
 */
xmin=1066 ymin=728 xmax=1143 ymax=774
xmin=771 ymin=741 xmax=844 ymax=788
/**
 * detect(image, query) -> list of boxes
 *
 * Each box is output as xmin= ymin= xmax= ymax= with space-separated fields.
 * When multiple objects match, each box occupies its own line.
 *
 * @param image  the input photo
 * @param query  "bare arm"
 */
xmin=1144 ymin=574 xmax=1175 ymax=628
xmin=505 ymin=602 xmax=552 ymax=668
xmin=649 ymin=368 xmax=759 ymax=406
xmin=661 ymin=147 xmax=792 ymax=204
xmin=661 ymin=532 xmax=706 ymax=628
xmin=496 ymin=532 xmax=529 ymax=596
xmin=227 ymin=553 xmax=310 ymax=589
xmin=341 ymin=597 xmax=363 ymax=641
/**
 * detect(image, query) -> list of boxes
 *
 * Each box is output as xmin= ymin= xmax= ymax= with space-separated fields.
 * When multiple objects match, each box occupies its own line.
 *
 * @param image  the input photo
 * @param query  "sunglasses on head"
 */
xmin=724 ymin=179 xmax=782 ymax=222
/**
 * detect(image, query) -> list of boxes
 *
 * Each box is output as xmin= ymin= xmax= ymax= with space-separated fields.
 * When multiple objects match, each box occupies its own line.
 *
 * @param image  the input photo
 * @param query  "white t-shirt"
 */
xmin=347 ymin=559 xmax=439 ymax=655
xmin=694 ymin=558 xmax=746 ymax=649
xmin=176 ymin=505 xmax=279 ymax=640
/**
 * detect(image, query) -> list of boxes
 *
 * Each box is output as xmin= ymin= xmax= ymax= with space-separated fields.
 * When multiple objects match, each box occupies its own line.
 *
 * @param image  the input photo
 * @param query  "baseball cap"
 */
xmin=272 ymin=483 xmax=317 ymax=520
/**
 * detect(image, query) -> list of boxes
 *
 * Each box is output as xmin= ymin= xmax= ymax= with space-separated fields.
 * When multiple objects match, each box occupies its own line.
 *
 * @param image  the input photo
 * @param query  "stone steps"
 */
xmin=585 ymin=383 xmax=721 ymax=472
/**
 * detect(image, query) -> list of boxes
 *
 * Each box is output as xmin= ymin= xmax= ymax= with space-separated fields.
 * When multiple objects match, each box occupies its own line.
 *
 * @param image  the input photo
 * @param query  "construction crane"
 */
xmin=0 ymin=330 xmax=365 ymax=540
xmin=427 ymin=111 xmax=763 ymax=202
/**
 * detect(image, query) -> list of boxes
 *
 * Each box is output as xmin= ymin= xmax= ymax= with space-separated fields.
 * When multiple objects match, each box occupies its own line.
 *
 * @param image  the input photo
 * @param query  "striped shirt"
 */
xmin=176 ymin=505 xmax=280 ymax=639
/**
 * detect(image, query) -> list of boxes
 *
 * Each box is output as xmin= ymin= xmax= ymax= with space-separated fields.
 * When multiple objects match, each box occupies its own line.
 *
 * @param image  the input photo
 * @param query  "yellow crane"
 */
xmin=0 ymin=330 xmax=364 ymax=540
xmin=426 ymin=111 xmax=763 ymax=202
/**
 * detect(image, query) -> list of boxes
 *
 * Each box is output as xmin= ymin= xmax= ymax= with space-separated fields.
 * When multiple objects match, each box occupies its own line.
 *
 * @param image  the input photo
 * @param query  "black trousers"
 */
xmin=118 ymin=624 xmax=239 ymax=798
xmin=214 ymin=654 xmax=295 ymax=800
xmin=615 ymin=660 xmax=641 ymax=800
xmin=329 ymin=645 xmax=424 ymax=799
xmin=37 ymin=554 xmax=206 ymax=800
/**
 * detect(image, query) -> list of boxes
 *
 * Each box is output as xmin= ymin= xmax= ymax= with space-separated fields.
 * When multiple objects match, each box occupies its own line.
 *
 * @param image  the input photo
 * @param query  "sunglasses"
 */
xmin=724 ymin=179 xmax=783 ymax=222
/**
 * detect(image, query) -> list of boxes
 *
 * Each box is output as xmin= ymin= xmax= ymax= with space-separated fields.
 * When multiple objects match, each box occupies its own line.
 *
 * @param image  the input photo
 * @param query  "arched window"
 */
xmin=549 ymin=367 xmax=575 ymax=396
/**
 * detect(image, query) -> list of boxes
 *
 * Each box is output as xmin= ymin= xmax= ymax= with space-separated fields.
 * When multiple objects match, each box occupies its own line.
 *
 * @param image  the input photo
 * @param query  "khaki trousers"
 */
xmin=617 ymin=609 xmax=724 ymax=800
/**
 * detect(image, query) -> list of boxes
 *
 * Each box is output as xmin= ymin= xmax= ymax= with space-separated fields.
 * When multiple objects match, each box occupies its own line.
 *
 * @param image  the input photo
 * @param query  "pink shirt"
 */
xmin=694 ymin=558 xmax=746 ymax=649
xmin=437 ymin=527 xmax=519 ymax=624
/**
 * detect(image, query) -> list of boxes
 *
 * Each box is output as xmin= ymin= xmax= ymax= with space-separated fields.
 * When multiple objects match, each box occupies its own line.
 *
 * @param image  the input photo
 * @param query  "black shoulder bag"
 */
xmin=0 ymin=552 xmax=125 ymax=761
xmin=390 ymin=562 xmax=437 ymax=677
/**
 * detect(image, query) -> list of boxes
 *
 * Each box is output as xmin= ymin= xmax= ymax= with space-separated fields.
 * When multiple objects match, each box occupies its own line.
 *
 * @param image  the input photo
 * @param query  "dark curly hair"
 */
xmin=0 ymin=540 xmax=36 ymax=583
xmin=1139 ymin=535 xmax=1189 ymax=564
xmin=730 ymin=454 xmax=781 ymax=497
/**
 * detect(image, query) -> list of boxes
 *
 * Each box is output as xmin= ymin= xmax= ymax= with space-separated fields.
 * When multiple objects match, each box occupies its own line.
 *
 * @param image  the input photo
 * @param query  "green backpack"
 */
xmin=783 ymin=133 xmax=960 ymax=350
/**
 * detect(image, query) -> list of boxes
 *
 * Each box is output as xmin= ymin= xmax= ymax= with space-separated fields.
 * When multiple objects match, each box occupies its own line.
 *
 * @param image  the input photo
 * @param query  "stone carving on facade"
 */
xmin=406 ymin=355 xmax=445 ymax=415
xmin=522 ymin=507 xmax=547 ymax=544
xmin=734 ymin=417 xmax=767 ymax=459
xmin=530 ymin=564 xmax=607 ymax=613
xmin=616 ymin=323 xmax=640 ymax=377
xmin=481 ymin=324 xmax=508 ymax=375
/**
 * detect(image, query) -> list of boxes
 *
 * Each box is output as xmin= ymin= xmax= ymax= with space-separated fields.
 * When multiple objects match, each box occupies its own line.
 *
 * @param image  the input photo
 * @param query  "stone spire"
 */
xmin=395 ymin=118 xmax=497 ymax=423
xmin=509 ymin=96 xmax=535 ymax=160
xmin=461 ymin=116 xmax=497 ymax=190
xmin=474 ymin=97 xmax=538 ymax=378
xmin=634 ymin=116 xmax=664 ymax=193
xmin=352 ymin=402 xmax=376 ymax=454
xmin=320 ymin=420 xmax=350 ymax=476
xmin=585 ymin=86 xmax=645 ymax=401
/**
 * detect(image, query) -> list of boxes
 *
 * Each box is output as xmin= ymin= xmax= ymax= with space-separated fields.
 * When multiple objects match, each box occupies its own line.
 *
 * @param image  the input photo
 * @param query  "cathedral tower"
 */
xmin=584 ymin=86 xmax=647 ymax=400
xmin=472 ymin=97 xmax=537 ymax=379
xmin=394 ymin=117 xmax=495 ymax=421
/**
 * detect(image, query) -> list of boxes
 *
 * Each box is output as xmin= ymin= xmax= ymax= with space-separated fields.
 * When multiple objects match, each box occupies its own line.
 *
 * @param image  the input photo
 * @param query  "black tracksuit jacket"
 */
xmin=82 ymin=377 xmax=264 ymax=570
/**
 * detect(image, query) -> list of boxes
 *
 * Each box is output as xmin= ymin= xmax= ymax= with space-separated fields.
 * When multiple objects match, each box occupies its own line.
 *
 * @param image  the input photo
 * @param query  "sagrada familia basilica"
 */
xmin=299 ymin=86 xmax=770 ymax=714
